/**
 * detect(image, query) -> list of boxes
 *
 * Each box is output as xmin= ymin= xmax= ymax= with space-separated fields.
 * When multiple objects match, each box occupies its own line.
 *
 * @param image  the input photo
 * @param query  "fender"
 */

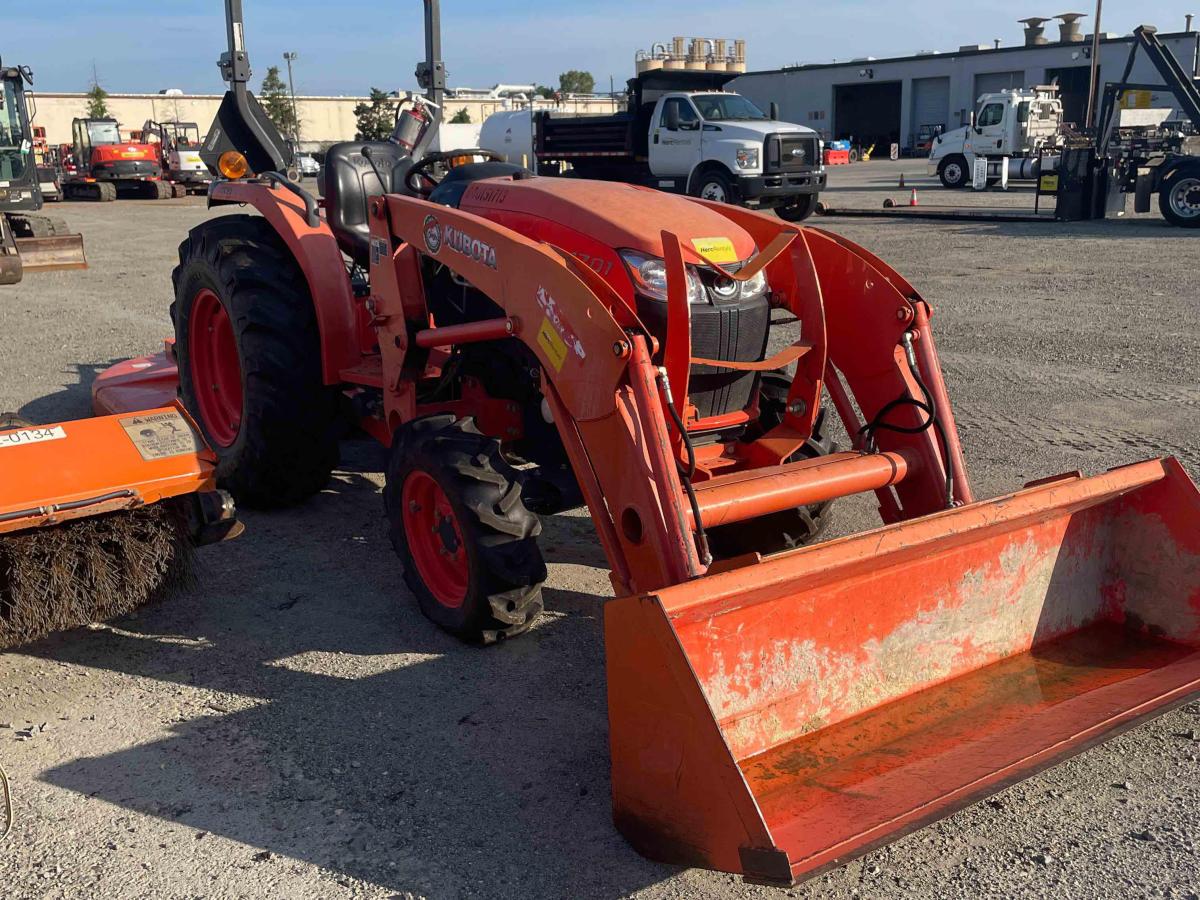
xmin=209 ymin=181 xmax=359 ymax=383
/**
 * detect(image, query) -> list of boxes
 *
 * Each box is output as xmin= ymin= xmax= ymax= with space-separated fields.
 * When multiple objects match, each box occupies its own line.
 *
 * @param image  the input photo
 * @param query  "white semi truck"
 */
xmin=928 ymin=87 xmax=1062 ymax=188
xmin=481 ymin=70 xmax=826 ymax=221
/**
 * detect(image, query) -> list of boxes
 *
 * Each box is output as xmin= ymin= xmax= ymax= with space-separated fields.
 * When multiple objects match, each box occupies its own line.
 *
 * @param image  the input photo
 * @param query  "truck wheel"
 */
xmin=707 ymin=373 xmax=836 ymax=559
xmin=1159 ymin=169 xmax=1200 ymax=228
xmin=691 ymin=169 xmax=738 ymax=205
xmin=938 ymin=155 xmax=969 ymax=189
xmin=172 ymin=215 xmax=341 ymax=508
xmin=385 ymin=415 xmax=546 ymax=644
xmin=776 ymin=194 xmax=818 ymax=222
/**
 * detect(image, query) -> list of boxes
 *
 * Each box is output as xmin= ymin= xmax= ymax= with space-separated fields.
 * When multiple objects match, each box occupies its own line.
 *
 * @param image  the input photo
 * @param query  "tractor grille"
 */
xmin=637 ymin=289 xmax=770 ymax=423
xmin=688 ymin=297 xmax=770 ymax=419
xmin=766 ymin=134 xmax=820 ymax=173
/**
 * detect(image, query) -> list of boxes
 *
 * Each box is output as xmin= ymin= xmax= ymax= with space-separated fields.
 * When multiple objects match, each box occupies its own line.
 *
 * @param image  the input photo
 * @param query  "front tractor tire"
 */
xmin=385 ymin=415 xmax=546 ymax=644
xmin=172 ymin=215 xmax=341 ymax=508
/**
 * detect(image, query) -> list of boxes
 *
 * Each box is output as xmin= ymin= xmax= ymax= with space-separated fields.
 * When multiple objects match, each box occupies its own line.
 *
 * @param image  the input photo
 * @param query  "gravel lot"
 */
xmin=1 ymin=160 xmax=1198 ymax=899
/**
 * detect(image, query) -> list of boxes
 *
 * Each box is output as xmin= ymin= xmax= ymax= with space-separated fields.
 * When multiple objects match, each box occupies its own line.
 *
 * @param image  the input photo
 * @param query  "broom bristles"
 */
xmin=0 ymin=499 xmax=194 ymax=649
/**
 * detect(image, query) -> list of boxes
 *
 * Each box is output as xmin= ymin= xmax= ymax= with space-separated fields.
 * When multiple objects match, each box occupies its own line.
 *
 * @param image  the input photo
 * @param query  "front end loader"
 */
xmin=91 ymin=0 xmax=1200 ymax=885
xmin=0 ymin=57 xmax=87 ymax=284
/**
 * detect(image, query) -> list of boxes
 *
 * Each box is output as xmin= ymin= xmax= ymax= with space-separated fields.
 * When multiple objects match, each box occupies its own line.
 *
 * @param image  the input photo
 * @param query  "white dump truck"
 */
xmin=481 ymin=70 xmax=826 ymax=221
xmin=928 ymin=87 xmax=1062 ymax=188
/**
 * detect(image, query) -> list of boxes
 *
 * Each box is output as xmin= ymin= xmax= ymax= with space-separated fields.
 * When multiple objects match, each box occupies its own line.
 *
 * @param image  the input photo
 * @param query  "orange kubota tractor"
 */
xmin=90 ymin=0 xmax=1200 ymax=886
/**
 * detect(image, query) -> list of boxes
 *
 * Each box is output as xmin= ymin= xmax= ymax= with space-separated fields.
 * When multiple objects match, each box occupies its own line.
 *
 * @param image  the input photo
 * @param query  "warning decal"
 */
xmin=536 ymin=317 xmax=569 ymax=372
xmin=119 ymin=410 xmax=203 ymax=461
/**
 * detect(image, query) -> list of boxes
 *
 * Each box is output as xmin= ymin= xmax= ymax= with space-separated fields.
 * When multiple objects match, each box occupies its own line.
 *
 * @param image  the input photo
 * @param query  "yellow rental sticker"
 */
xmin=537 ymin=317 xmax=569 ymax=372
xmin=691 ymin=237 xmax=738 ymax=264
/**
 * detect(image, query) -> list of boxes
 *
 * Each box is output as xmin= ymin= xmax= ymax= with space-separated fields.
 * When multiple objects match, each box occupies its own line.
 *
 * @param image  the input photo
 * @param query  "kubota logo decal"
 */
xmin=422 ymin=214 xmax=497 ymax=270
xmin=422 ymin=214 xmax=442 ymax=254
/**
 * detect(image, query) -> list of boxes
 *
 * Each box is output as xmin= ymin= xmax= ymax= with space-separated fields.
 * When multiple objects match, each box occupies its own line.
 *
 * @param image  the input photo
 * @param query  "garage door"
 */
xmin=911 ymin=76 xmax=950 ymax=144
xmin=973 ymin=71 xmax=1025 ymax=104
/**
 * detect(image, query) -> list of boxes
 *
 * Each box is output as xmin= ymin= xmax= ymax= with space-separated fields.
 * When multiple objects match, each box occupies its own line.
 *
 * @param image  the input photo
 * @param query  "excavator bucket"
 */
xmin=15 ymin=233 xmax=89 ymax=274
xmin=0 ymin=405 xmax=238 ymax=648
xmin=606 ymin=458 xmax=1200 ymax=885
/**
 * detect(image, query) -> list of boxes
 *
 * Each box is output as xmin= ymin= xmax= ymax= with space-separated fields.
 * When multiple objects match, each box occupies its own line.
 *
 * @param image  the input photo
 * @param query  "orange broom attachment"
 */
xmin=605 ymin=458 xmax=1200 ymax=885
xmin=0 ymin=405 xmax=238 ymax=648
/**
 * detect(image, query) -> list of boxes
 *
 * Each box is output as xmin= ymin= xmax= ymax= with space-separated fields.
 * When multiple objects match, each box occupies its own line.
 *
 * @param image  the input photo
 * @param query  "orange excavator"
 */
xmin=9 ymin=0 xmax=1200 ymax=887
xmin=62 ymin=117 xmax=174 ymax=201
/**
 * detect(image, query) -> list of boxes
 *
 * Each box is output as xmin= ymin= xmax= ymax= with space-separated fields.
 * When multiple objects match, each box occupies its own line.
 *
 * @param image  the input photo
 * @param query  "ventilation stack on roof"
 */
xmin=1019 ymin=17 xmax=1051 ymax=45
xmin=1056 ymin=12 xmax=1086 ymax=42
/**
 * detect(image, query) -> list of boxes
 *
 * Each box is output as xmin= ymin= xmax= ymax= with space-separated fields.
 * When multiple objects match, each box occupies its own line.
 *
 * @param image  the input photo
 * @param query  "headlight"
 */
xmin=735 ymin=147 xmax=760 ymax=170
xmin=620 ymin=250 xmax=706 ymax=304
xmin=740 ymin=267 xmax=768 ymax=297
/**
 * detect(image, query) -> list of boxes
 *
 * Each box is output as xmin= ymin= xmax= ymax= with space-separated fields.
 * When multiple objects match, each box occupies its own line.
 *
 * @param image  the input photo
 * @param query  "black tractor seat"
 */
xmin=427 ymin=161 xmax=531 ymax=208
xmin=322 ymin=140 xmax=412 ymax=264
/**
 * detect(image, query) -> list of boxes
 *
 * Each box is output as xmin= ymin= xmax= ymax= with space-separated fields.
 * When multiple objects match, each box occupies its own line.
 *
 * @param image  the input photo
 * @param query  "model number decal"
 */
xmin=0 ymin=426 xmax=66 ymax=449
xmin=535 ymin=287 xmax=586 ymax=363
xmin=572 ymin=252 xmax=613 ymax=277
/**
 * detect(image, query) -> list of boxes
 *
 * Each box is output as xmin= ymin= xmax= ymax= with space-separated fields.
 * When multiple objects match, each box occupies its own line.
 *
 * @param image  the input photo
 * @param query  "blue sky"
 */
xmin=6 ymin=1 xmax=1198 ymax=95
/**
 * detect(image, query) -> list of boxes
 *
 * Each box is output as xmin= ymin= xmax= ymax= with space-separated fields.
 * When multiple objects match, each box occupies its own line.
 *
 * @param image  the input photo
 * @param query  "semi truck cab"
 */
xmin=928 ymin=87 xmax=1062 ymax=188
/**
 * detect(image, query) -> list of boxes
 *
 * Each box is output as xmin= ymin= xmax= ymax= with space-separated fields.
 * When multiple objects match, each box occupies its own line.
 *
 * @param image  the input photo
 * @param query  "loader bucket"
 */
xmin=606 ymin=458 xmax=1200 ymax=885
xmin=14 ymin=234 xmax=88 ymax=273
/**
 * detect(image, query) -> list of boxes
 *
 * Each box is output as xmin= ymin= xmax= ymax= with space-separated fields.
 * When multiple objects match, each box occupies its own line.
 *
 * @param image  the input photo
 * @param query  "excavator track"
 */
xmin=65 ymin=181 xmax=117 ymax=202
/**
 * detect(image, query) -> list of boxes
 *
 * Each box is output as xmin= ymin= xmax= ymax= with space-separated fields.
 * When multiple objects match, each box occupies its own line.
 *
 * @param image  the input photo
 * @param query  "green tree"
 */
xmin=352 ymin=88 xmax=397 ymax=141
xmin=260 ymin=66 xmax=299 ymax=139
xmin=86 ymin=84 xmax=109 ymax=118
xmin=533 ymin=85 xmax=555 ymax=100
xmin=558 ymin=70 xmax=595 ymax=95
xmin=449 ymin=107 xmax=472 ymax=124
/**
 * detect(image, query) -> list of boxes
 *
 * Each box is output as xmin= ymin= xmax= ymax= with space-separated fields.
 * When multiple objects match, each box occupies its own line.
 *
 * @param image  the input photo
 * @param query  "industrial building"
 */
xmin=731 ymin=16 xmax=1200 ymax=153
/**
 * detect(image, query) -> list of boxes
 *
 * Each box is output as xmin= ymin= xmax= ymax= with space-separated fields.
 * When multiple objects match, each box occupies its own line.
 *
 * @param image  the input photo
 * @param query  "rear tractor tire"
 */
xmin=385 ymin=415 xmax=547 ymax=644
xmin=172 ymin=214 xmax=341 ymax=508
xmin=707 ymin=372 xmax=837 ymax=559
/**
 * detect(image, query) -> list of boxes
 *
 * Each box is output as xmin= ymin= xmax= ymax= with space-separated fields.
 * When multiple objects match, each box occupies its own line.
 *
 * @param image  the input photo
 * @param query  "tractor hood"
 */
xmin=458 ymin=176 xmax=759 ymax=263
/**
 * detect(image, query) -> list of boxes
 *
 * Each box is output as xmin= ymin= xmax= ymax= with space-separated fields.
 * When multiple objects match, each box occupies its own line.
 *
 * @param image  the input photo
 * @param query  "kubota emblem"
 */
xmin=422 ymin=214 xmax=442 ymax=255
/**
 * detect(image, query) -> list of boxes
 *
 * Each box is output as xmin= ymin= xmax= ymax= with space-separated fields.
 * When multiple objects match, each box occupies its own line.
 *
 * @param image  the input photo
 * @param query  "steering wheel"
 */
xmin=404 ymin=148 xmax=507 ymax=196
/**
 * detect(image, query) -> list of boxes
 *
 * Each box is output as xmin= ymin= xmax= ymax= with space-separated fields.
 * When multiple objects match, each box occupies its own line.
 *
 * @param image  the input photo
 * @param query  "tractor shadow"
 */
xmin=27 ymin=435 xmax=671 ymax=898
xmin=16 ymin=359 xmax=122 ymax=424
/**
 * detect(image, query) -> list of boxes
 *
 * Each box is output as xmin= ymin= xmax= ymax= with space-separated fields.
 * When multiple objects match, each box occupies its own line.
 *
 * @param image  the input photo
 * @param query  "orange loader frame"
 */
xmin=92 ymin=175 xmax=1200 ymax=885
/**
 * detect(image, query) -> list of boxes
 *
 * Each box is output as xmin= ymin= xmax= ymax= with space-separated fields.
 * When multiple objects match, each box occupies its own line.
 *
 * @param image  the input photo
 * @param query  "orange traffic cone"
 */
xmin=909 ymin=188 xmax=919 ymax=207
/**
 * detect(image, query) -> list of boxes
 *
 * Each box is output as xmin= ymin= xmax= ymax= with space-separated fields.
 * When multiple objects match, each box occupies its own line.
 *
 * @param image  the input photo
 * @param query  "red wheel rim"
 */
xmin=188 ymin=287 xmax=243 ymax=447
xmin=401 ymin=470 xmax=468 ymax=608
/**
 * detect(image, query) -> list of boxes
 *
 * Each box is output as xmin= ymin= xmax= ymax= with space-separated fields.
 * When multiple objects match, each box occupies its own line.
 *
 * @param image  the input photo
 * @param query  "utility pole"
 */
xmin=1084 ymin=0 xmax=1103 ymax=130
xmin=283 ymin=51 xmax=300 ymax=145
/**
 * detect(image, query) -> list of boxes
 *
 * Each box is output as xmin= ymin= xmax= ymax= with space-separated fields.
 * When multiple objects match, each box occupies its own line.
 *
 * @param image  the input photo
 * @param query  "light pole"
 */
xmin=283 ymin=51 xmax=300 ymax=145
xmin=1084 ymin=0 xmax=1103 ymax=130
